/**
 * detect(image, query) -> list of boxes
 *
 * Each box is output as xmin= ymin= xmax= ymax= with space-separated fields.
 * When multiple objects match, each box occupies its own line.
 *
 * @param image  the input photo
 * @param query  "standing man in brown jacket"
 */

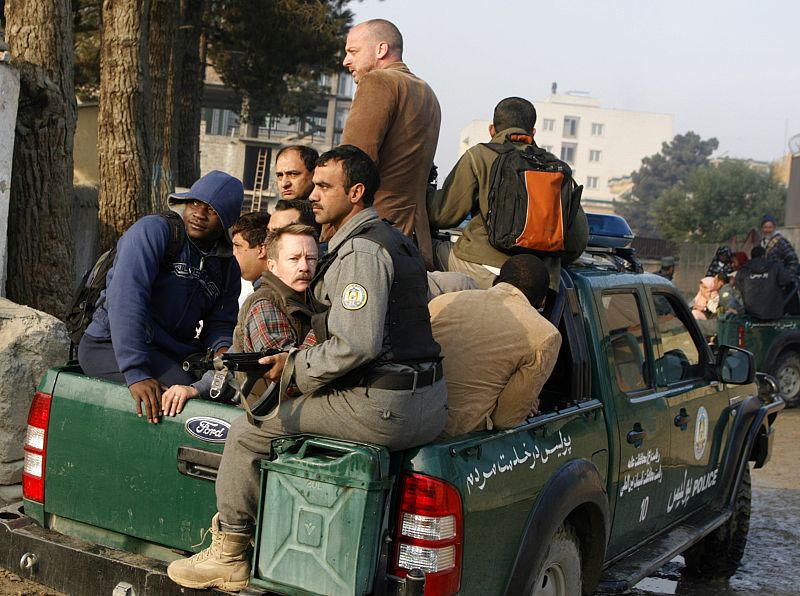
xmin=341 ymin=19 xmax=441 ymax=269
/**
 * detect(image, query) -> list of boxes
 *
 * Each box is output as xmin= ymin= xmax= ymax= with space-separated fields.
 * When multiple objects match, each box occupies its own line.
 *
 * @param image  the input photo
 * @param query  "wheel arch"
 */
xmin=762 ymin=332 xmax=800 ymax=373
xmin=713 ymin=394 xmax=782 ymax=509
xmin=503 ymin=458 xmax=609 ymax=595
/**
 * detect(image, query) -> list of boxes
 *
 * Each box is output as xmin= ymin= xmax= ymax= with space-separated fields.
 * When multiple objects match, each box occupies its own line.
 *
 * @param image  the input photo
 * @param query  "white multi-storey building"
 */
xmin=458 ymin=93 xmax=673 ymax=214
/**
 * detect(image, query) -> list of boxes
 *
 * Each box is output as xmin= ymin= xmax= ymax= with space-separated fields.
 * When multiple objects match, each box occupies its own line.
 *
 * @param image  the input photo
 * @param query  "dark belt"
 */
xmin=364 ymin=362 xmax=443 ymax=391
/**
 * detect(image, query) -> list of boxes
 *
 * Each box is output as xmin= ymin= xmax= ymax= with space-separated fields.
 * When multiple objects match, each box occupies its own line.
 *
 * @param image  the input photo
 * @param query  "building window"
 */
xmin=563 ymin=116 xmax=579 ymax=138
xmin=542 ymin=118 xmax=555 ymax=131
xmin=334 ymin=107 xmax=349 ymax=131
xmin=589 ymin=150 xmax=602 ymax=162
xmin=561 ymin=143 xmax=577 ymax=164
xmin=204 ymin=108 xmax=238 ymax=136
xmin=337 ymin=73 xmax=354 ymax=97
xmin=587 ymin=176 xmax=599 ymax=188
xmin=591 ymin=122 xmax=604 ymax=136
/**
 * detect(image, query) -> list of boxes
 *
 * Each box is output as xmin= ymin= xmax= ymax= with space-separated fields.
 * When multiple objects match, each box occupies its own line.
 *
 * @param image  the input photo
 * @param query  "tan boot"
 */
xmin=167 ymin=513 xmax=251 ymax=590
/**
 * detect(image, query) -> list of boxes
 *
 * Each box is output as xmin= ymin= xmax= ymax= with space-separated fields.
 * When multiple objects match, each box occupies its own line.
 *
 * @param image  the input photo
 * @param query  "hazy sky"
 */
xmin=350 ymin=0 xmax=800 ymax=174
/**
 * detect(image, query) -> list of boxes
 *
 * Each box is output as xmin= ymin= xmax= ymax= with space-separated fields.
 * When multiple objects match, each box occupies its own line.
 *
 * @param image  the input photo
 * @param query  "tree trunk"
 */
xmin=148 ymin=0 xmax=177 ymax=211
xmin=239 ymin=92 xmax=262 ymax=139
xmin=98 ymin=0 xmax=151 ymax=250
xmin=4 ymin=0 xmax=76 ymax=319
xmin=174 ymin=0 xmax=205 ymax=188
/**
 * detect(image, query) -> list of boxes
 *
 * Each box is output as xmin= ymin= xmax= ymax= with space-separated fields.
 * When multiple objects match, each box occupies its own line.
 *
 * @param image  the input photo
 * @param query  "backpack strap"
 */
xmin=160 ymin=210 xmax=186 ymax=264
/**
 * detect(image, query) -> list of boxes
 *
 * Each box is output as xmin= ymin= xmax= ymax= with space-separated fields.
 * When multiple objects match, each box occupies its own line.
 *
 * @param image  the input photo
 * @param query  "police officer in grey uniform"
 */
xmin=168 ymin=145 xmax=448 ymax=591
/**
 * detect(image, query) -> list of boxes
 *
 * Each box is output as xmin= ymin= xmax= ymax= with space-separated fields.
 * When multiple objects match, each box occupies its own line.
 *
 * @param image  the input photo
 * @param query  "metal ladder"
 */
xmin=251 ymin=148 xmax=268 ymax=211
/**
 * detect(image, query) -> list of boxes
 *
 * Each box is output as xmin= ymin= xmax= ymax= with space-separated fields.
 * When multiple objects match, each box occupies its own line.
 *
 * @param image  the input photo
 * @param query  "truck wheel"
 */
xmin=774 ymin=351 xmax=800 ymax=407
xmin=683 ymin=465 xmax=751 ymax=578
xmin=530 ymin=523 xmax=582 ymax=596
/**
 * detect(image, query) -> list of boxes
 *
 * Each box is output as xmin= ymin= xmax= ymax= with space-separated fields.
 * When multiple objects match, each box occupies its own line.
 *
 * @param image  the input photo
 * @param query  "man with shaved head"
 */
xmin=341 ymin=18 xmax=441 ymax=269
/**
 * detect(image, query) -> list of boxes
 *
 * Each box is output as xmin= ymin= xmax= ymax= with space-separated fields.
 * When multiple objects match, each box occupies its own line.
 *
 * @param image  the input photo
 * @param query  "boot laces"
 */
xmin=187 ymin=524 xmax=223 ymax=562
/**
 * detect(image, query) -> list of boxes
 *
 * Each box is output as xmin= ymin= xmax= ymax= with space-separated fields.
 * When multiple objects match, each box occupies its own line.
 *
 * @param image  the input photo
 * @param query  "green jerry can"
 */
xmin=250 ymin=436 xmax=393 ymax=596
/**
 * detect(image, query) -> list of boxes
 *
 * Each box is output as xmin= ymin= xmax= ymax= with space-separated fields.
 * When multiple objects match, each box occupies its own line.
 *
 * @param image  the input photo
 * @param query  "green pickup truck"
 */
xmin=0 ymin=216 xmax=783 ymax=596
xmin=717 ymin=314 xmax=800 ymax=407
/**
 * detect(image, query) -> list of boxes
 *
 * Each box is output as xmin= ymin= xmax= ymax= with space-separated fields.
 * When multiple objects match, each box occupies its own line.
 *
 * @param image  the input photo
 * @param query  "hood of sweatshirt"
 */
xmin=168 ymin=170 xmax=244 ymax=245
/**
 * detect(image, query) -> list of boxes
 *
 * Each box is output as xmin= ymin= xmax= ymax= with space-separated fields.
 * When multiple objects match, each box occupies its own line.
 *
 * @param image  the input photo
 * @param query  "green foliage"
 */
xmin=653 ymin=160 xmax=786 ymax=243
xmin=207 ymin=0 xmax=353 ymax=124
xmin=68 ymin=0 xmax=353 ymax=117
xmin=618 ymin=131 xmax=718 ymax=237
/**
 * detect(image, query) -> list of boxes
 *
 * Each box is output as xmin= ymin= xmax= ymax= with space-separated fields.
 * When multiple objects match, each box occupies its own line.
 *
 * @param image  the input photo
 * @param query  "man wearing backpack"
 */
xmin=427 ymin=97 xmax=588 ymax=291
xmin=77 ymin=170 xmax=244 ymax=424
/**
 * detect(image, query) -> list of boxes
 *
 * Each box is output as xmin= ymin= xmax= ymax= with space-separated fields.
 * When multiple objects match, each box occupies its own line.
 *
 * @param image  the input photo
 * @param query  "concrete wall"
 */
xmin=199 ymin=132 xmax=245 ymax=182
xmin=0 ymin=61 xmax=20 ymax=297
xmin=74 ymin=103 xmax=99 ymax=185
xmin=72 ymin=185 xmax=100 ymax=286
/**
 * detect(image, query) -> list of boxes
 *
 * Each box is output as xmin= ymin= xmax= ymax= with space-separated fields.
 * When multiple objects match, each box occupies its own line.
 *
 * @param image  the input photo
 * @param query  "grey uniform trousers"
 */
xmin=215 ymin=379 xmax=447 ymax=530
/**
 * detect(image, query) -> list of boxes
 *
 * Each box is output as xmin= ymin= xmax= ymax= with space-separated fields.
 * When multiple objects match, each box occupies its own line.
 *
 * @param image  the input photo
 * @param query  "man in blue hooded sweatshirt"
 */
xmin=78 ymin=170 xmax=244 ymax=424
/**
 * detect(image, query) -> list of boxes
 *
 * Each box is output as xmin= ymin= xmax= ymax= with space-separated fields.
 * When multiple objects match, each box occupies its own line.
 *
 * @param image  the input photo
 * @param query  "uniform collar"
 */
xmin=326 ymin=207 xmax=380 ymax=253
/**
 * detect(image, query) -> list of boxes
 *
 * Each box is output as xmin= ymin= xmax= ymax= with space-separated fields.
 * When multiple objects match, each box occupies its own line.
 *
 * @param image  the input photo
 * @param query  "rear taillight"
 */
xmin=391 ymin=473 xmax=463 ymax=595
xmin=23 ymin=392 xmax=52 ymax=503
xmin=738 ymin=324 xmax=745 ymax=348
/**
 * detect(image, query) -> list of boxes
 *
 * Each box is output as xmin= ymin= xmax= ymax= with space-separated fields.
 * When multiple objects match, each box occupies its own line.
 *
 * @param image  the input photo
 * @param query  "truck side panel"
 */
xmin=406 ymin=405 xmax=608 ymax=595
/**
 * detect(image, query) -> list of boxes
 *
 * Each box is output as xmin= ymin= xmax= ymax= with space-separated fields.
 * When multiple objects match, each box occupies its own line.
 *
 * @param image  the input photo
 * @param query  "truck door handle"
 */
xmin=626 ymin=426 xmax=647 ymax=445
xmin=177 ymin=446 xmax=221 ymax=482
xmin=674 ymin=408 xmax=690 ymax=430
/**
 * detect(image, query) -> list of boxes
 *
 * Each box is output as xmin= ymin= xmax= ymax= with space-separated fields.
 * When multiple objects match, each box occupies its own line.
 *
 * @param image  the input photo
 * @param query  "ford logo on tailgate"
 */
xmin=186 ymin=417 xmax=230 ymax=443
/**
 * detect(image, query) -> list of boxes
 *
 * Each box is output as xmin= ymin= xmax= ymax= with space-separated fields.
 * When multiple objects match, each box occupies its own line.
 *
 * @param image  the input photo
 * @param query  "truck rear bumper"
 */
xmin=0 ymin=502 xmax=224 ymax=596
xmin=1 ymin=502 xmax=420 ymax=596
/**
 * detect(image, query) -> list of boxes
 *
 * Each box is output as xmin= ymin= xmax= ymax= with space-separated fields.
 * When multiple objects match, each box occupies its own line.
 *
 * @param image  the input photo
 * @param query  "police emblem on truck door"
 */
xmin=694 ymin=406 xmax=709 ymax=460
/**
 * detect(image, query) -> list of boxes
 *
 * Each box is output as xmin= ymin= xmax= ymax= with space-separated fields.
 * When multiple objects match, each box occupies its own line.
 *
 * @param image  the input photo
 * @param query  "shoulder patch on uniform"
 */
xmin=342 ymin=283 xmax=368 ymax=310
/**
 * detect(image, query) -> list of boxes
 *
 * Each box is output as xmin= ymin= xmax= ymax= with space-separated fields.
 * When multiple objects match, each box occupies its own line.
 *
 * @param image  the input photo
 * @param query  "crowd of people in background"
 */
xmin=670 ymin=214 xmax=800 ymax=324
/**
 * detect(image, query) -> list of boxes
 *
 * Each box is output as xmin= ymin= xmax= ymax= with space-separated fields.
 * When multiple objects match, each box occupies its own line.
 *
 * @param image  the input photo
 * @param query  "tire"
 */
xmin=774 ymin=351 xmax=800 ymax=407
xmin=683 ymin=464 xmax=751 ymax=578
xmin=530 ymin=523 xmax=582 ymax=596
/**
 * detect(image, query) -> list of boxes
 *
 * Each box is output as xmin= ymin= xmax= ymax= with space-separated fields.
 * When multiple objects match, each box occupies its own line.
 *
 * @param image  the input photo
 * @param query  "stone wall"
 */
xmin=199 ymin=133 xmax=244 ymax=180
xmin=0 ymin=299 xmax=69 ymax=486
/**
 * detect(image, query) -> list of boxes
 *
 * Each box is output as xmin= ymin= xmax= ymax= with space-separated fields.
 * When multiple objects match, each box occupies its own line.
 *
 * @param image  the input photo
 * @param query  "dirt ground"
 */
xmin=1 ymin=410 xmax=797 ymax=596
xmin=0 ymin=568 xmax=63 ymax=596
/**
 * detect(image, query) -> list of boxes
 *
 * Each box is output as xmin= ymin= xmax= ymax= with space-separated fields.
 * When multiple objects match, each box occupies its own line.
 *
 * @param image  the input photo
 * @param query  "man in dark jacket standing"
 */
xmin=78 ymin=170 xmax=244 ymax=423
xmin=737 ymin=246 xmax=795 ymax=320
xmin=760 ymin=214 xmax=800 ymax=276
xmin=341 ymin=19 xmax=441 ymax=269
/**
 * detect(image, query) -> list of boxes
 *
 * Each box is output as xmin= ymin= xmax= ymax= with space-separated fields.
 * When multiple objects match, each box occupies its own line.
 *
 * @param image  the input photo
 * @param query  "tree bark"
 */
xmin=4 ymin=0 xmax=76 ymax=319
xmin=174 ymin=0 xmax=205 ymax=188
xmin=148 ymin=0 xmax=177 ymax=210
xmin=98 ymin=0 xmax=151 ymax=250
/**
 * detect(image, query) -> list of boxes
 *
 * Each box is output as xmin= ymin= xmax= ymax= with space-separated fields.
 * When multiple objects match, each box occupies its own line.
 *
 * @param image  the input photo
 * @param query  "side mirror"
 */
xmin=716 ymin=345 xmax=755 ymax=385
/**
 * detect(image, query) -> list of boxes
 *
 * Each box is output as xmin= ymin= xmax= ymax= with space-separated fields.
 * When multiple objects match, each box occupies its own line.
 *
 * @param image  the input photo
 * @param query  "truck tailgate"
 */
xmin=41 ymin=370 xmax=243 ymax=555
